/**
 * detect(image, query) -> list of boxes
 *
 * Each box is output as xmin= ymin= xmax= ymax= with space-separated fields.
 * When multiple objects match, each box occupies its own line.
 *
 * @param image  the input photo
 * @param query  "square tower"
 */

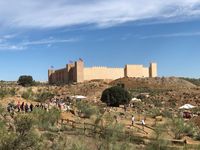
xmin=149 ymin=63 xmax=157 ymax=77
xmin=74 ymin=60 xmax=84 ymax=82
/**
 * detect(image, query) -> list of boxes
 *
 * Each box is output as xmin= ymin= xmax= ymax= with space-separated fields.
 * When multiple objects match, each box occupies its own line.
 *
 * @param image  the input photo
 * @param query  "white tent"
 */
xmin=179 ymin=104 xmax=196 ymax=110
xmin=131 ymin=98 xmax=142 ymax=102
xmin=72 ymin=95 xmax=87 ymax=99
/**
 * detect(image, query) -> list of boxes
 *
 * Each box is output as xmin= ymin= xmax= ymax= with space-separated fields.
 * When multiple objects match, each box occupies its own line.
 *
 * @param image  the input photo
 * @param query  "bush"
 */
xmin=76 ymin=101 xmax=96 ymax=118
xmin=145 ymin=139 xmax=170 ymax=150
xmin=148 ymin=108 xmax=161 ymax=118
xmin=0 ymin=88 xmax=16 ymax=99
xmin=0 ymin=89 xmax=7 ymax=99
xmin=15 ymin=115 xmax=34 ymax=136
xmin=161 ymin=109 xmax=172 ymax=118
xmin=152 ymin=99 xmax=163 ymax=107
xmin=18 ymin=75 xmax=34 ymax=87
xmin=170 ymin=118 xmax=196 ymax=139
xmin=195 ymin=129 xmax=200 ymax=141
xmin=101 ymin=86 xmax=131 ymax=107
xmin=35 ymin=91 xmax=55 ymax=103
xmin=21 ymin=88 xmax=34 ymax=100
xmin=32 ymin=107 xmax=61 ymax=129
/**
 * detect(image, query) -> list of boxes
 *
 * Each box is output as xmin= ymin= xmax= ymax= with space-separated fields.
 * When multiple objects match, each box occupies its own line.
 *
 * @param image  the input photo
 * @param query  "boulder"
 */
xmin=155 ymin=116 xmax=163 ymax=121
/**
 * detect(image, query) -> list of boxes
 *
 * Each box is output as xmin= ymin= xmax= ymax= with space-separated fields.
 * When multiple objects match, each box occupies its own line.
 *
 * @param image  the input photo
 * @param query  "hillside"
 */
xmin=111 ymin=77 xmax=196 ymax=89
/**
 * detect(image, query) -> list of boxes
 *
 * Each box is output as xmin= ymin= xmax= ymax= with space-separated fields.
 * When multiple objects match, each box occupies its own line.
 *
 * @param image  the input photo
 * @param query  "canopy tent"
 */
xmin=179 ymin=104 xmax=196 ymax=110
xmin=131 ymin=98 xmax=142 ymax=103
xmin=71 ymin=95 xmax=87 ymax=99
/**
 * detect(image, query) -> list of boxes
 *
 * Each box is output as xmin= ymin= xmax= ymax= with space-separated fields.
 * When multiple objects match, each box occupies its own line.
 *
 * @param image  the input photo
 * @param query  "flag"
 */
xmin=69 ymin=60 xmax=73 ymax=64
xmin=79 ymin=58 xmax=83 ymax=61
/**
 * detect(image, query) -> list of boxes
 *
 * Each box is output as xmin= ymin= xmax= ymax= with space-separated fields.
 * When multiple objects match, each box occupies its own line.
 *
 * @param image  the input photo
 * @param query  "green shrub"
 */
xmin=9 ymin=88 xmax=16 ymax=96
xmin=35 ymin=91 xmax=54 ymax=103
xmin=0 ymin=88 xmax=16 ymax=99
xmin=162 ymin=109 xmax=172 ymax=118
xmin=181 ymin=77 xmax=200 ymax=86
xmin=0 ymin=89 xmax=7 ymax=99
xmin=148 ymin=108 xmax=161 ymax=118
xmin=145 ymin=139 xmax=170 ymax=150
xmin=32 ymin=107 xmax=61 ymax=130
xmin=101 ymin=86 xmax=131 ymax=107
xmin=76 ymin=101 xmax=96 ymax=118
xmin=195 ymin=130 xmax=200 ymax=141
xmin=21 ymin=88 xmax=33 ymax=99
xmin=15 ymin=115 xmax=34 ymax=136
xmin=170 ymin=118 xmax=196 ymax=139
xmin=152 ymin=99 xmax=163 ymax=107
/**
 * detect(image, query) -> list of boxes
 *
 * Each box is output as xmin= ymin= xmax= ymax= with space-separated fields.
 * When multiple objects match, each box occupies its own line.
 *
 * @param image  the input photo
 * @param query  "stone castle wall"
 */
xmin=48 ymin=60 xmax=157 ymax=84
xmin=125 ymin=65 xmax=149 ymax=78
xmin=84 ymin=67 xmax=124 ymax=81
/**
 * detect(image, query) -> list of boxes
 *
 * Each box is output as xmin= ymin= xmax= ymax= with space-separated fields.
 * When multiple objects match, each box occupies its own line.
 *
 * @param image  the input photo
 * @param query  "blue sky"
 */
xmin=1 ymin=0 xmax=200 ymax=81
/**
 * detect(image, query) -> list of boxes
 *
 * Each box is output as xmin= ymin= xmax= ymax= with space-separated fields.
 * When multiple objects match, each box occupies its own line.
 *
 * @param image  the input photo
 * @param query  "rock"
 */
xmin=4 ymin=115 xmax=14 ymax=124
xmin=155 ymin=116 xmax=162 ymax=121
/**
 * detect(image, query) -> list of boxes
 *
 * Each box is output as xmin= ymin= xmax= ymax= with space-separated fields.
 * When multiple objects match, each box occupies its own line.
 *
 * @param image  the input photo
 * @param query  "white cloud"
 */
xmin=21 ymin=37 xmax=78 ymax=46
xmin=140 ymin=31 xmax=200 ymax=39
xmin=0 ymin=43 xmax=25 ymax=51
xmin=0 ymin=37 xmax=78 ymax=51
xmin=0 ymin=0 xmax=200 ymax=28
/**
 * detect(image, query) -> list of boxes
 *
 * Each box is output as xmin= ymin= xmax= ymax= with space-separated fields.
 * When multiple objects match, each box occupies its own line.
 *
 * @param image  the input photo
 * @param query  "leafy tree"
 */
xmin=18 ymin=75 xmax=34 ymax=87
xmin=101 ymin=86 xmax=131 ymax=107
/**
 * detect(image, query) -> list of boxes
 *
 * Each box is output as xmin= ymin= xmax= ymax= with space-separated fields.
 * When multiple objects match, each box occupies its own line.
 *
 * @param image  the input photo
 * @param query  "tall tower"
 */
xmin=66 ymin=63 xmax=75 ymax=83
xmin=74 ymin=60 xmax=84 ymax=82
xmin=48 ymin=69 xmax=55 ymax=84
xmin=149 ymin=63 xmax=157 ymax=77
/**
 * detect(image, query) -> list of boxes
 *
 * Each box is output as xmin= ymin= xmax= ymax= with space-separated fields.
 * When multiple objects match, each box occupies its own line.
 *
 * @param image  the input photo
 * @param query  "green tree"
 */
xmin=101 ymin=86 xmax=131 ymax=107
xmin=18 ymin=75 xmax=34 ymax=87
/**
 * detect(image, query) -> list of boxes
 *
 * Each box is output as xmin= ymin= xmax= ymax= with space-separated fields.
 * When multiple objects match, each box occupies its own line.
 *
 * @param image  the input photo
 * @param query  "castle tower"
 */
xmin=74 ymin=60 xmax=84 ymax=82
xmin=48 ymin=69 xmax=55 ymax=84
xmin=66 ymin=63 xmax=75 ymax=83
xmin=149 ymin=62 xmax=157 ymax=77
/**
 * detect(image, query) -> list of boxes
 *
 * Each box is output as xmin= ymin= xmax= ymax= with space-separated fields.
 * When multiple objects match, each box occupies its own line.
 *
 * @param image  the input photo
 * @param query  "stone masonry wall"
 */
xmin=84 ymin=67 xmax=124 ymax=80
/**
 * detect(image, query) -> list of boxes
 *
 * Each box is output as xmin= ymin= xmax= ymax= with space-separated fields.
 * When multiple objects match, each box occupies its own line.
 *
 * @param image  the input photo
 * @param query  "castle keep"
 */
xmin=48 ymin=60 xmax=157 ymax=84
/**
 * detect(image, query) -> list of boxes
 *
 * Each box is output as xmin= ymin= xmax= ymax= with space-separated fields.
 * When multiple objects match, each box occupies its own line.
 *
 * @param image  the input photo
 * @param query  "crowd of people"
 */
xmin=7 ymin=101 xmax=36 ymax=113
xmin=7 ymin=97 xmax=73 ymax=114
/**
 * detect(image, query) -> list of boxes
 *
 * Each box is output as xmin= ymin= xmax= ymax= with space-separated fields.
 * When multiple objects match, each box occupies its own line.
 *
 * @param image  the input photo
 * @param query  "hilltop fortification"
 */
xmin=48 ymin=60 xmax=157 ymax=84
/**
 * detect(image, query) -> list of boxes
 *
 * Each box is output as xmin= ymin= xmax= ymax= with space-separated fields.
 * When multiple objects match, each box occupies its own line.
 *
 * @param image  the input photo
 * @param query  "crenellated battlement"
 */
xmin=48 ymin=60 xmax=157 ymax=84
xmin=86 ymin=66 xmax=123 ymax=69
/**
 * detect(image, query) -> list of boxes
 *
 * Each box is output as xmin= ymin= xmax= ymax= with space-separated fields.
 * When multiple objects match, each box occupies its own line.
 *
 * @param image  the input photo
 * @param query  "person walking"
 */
xmin=131 ymin=115 xmax=135 ymax=126
xmin=30 ymin=103 xmax=33 ymax=112
xmin=25 ymin=103 xmax=29 ymax=113
xmin=141 ymin=119 xmax=146 ymax=130
xmin=20 ymin=102 xmax=24 ymax=112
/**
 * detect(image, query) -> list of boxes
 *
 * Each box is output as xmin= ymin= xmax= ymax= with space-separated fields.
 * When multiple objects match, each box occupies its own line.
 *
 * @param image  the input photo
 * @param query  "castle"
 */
xmin=48 ymin=60 xmax=157 ymax=84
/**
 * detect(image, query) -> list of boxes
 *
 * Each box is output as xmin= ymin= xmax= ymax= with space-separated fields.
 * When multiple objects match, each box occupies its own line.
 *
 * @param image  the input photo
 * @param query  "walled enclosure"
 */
xmin=48 ymin=60 xmax=157 ymax=84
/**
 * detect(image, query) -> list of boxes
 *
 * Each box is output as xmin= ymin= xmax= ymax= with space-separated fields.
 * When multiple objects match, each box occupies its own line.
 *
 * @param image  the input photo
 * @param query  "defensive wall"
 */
xmin=48 ymin=60 xmax=157 ymax=84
